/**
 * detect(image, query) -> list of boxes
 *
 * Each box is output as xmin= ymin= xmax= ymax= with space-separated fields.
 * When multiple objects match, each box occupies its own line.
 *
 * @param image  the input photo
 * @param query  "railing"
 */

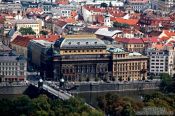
xmin=30 ymin=82 xmax=96 ymax=109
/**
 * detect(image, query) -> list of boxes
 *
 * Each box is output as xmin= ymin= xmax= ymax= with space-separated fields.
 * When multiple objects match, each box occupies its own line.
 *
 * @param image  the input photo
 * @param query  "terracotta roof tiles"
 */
xmin=115 ymin=18 xmax=139 ymax=26
xmin=11 ymin=35 xmax=60 ymax=47
xmin=116 ymin=38 xmax=144 ymax=44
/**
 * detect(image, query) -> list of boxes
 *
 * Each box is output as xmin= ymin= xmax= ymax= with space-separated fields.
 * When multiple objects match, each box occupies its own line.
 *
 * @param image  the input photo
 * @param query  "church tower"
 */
xmin=104 ymin=13 xmax=111 ymax=27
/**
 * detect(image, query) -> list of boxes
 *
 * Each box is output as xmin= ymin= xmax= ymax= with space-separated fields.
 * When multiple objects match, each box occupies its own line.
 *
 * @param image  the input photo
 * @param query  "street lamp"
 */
xmin=60 ymin=78 xmax=65 ymax=88
xmin=38 ymin=78 xmax=43 ymax=89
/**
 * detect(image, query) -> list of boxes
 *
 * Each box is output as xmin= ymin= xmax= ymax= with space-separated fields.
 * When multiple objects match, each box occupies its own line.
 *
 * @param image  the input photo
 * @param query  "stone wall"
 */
xmin=0 ymin=86 xmax=28 ymax=94
xmin=70 ymin=82 xmax=160 ymax=93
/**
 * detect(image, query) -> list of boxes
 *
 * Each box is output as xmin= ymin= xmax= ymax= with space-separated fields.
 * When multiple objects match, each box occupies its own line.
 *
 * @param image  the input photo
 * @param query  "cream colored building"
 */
xmin=15 ymin=19 xmax=42 ymax=34
xmin=108 ymin=48 xmax=148 ymax=81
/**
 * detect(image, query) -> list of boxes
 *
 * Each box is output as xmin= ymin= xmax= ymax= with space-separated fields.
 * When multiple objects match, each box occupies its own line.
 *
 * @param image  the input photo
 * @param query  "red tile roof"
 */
xmin=163 ymin=30 xmax=175 ymax=37
xmin=121 ymin=28 xmax=142 ymax=34
xmin=71 ymin=11 xmax=77 ymax=18
xmin=36 ymin=35 xmax=60 ymax=42
xmin=53 ymin=20 xmax=67 ymax=27
xmin=11 ymin=35 xmax=60 ymax=47
xmin=153 ymin=43 xmax=164 ymax=50
xmin=57 ymin=0 xmax=69 ymax=5
xmin=60 ymin=17 xmax=76 ymax=24
xmin=115 ymin=18 xmax=139 ymax=26
xmin=142 ymin=37 xmax=159 ymax=43
xmin=26 ymin=8 xmax=43 ymax=14
xmin=11 ymin=36 xmax=34 ymax=47
xmin=84 ymin=5 xmax=125 ymax=18
xmin=129 ymin=13 xmax=141 ymax=19
xmin=116 ymin=38 xmax=144 ymax=44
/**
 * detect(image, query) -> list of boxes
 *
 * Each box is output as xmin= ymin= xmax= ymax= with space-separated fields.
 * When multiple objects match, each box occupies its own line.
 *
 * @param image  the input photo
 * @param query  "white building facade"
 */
xmin=147 ymin=48 xmax=175 ymax=77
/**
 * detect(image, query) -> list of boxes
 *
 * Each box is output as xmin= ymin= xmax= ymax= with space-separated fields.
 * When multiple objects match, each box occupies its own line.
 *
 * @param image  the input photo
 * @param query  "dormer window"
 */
xmin=94 ymin=42 xmax=97 ymax=45
xmin=86 ymin=42 xmax=88 ymax=45
xmin=68 ymin=42 xmax=71 ymax=45
xmin=77 ymin=42 xmax=80 ymax=45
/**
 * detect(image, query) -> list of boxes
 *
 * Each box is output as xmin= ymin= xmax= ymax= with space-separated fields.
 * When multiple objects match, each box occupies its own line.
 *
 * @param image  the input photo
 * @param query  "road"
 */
xmin=43 ymin=84 xmax=71 ymax=100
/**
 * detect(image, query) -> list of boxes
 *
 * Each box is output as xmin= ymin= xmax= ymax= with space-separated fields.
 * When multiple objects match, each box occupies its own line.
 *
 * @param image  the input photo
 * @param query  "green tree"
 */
xmin=113 ymin=22 xmax=129 ymax=28
xmin=40 ymin=30 xmax=48 ymax=35
xmin=100 ymin=3 xmax=108 ymax=8
xmin=13 ymin=96 xmax=34 ymax=116
xmin=0 ymin=99 xmax=14 ymax=116
xmin=121 ymin=103 xmax=135 ymax=116
xmin=89 ymin=109 xmax=104 ymax=116
xmin=160 ymin=73 xmax=172 ymax=92
xmin=32 ymin=95 xmax=51 ymax=112
xmin=109 ymin=2 xmax=113 ymax=7
xmin=0 ymin=95 xmax=104 ymax=116
xmin=34 ymin=110 xmax=48 ymax=116
xmin=19 ymin=27 xmax=36 ymax=35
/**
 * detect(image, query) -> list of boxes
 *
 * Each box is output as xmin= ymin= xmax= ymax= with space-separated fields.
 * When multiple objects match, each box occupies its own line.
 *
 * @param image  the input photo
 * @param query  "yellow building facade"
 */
xmin=15 ymin=19 xmax=42 ymax=34
xmin=108 ymin=48 xmax=148 ymax=81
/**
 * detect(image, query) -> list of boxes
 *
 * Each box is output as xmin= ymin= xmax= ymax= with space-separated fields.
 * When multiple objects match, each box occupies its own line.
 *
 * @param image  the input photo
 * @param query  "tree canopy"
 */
xmin=113 ymin=22 xmax=130 ymax=28
xmin=40 ymin=30 xmax=48 ymax=35
xmin=0 ymin=95 xmax=103 ymax=116
xmin=19 ymin=27 xmax=36 ymax=35
xmin=160 ymin=73 xmax=175 ymax=93
xmin=100 ymin=3 xmax=108 ymax=8
xmin=97 ymin=92 xmax=175 ymax=115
